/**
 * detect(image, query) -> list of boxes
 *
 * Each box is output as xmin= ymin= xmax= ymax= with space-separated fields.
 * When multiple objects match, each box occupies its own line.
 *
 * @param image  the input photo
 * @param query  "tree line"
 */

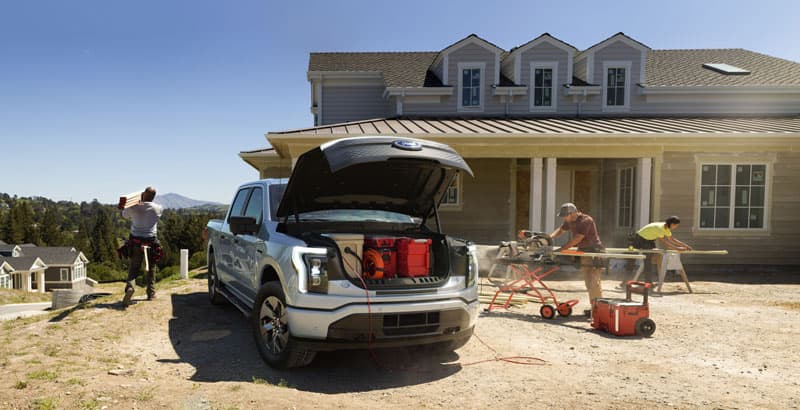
xmin=0 ymin=193 xmax=226 ymax=282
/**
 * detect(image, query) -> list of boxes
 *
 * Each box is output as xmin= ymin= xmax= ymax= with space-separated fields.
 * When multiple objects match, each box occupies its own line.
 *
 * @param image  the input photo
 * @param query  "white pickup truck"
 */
xmin=206 ymin=137 xmax=480 ymax=369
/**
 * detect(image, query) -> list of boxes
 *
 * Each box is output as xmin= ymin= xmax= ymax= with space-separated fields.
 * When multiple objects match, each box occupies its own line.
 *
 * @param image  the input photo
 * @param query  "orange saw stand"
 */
xmin=485 ymin=264 xmax=579 ymax=319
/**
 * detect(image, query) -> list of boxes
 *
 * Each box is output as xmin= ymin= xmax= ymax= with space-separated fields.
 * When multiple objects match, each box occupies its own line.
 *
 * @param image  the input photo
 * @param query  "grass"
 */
xmin=67 ymin=377 xmax=86 ymax=386
xmin=27 ymin=370 xmax=58 ymax=381
xmin=14 ymin=380 xmax=28 ymax=389
xmin=80 ymin=399 xmax=100 ymax=410
xmin=229 ymin=384 xmax=242 ymax=392
xmin=136 ymin=390 xmax=154 ymax=402
xmin=277 ymin=378 xmax=290 ymax=388
xmin=252 ymin=376 xmax=268 ymax=385
xmin=0 ymin=288 xmax=52 ymax=305
xmin=30 ymin=397 xmax=58 ymax=410
xmin=43 ymin=346 xmax=60 ymax=357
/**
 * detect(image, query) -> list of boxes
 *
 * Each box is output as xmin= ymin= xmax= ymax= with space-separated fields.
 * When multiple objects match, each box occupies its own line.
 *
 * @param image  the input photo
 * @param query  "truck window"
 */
xmin=243 ymin=187 xmax=264 ymax=225
xmin=228 ymin=188 xmax=252 ymax=222
xmin=268 ymin=184 xmax=286 ymax=221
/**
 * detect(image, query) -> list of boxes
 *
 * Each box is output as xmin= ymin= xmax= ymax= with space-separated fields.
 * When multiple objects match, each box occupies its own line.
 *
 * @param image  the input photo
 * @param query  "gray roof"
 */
xmin=309 ymin=36 xmax=800 ymax=88
xmin=645 ymin=49 xmax=800 ymax=87
xmin=270 ymin=116 xmax=800 ymax=136
xmin=0 ymin=256 xmax=45 ymax=271
xmin=0 ymin=244 xmax=18 ymax=253
xmin=309 ymin=52 xmax=441 ymax=88
xmin=17 ymin=246 xmax=85 ymax=265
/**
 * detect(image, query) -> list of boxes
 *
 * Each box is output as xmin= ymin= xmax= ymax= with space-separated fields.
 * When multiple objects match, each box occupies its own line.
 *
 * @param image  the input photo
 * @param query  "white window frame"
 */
xmin=60 ymin=267 xmax=70 ymax=282
xmin=695 ymin=160 xmax=772 ymax=233
xmin=529 ymin=61 xmax=558 ymax=112
xmin=617 ymin=166 xmax=635 ymax=228
xmin=457 ymin=62 xmax=485 ymax=112
xmin=440 ymin=173 xmax=463 ymax=211
xmin=0 ymin=274 xmax=8 ymax=289
xmin=602 ymin=61 xmax=632 ymax=113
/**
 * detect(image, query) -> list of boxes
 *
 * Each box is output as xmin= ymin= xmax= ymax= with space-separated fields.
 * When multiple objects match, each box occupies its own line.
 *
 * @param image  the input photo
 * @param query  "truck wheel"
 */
xmin=208 ymin=253 xmax=227 ymax=305
xmin=635 ymin=318 xmax=656 ymax=337
xmin=252 ymin=281 xmax=316 ymax=369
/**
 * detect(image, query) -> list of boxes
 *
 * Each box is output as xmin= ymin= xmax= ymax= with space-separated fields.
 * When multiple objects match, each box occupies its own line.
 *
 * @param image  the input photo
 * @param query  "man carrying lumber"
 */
xmin=633 ymin=216 xmax=692 ymax=282
xmin=118 ymin=187 xmax=164 ymax=306
xmin=550 ymin=203 xmax=605 ymax=304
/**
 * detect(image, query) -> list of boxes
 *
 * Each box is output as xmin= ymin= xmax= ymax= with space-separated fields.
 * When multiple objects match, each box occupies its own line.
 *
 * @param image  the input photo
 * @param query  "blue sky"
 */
xmin=1 ymin=0 xmax=798 ymax=204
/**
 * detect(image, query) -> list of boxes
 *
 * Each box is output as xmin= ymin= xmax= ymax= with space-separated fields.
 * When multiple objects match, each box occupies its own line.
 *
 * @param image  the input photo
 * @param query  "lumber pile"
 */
xmin=118 ymin=191 xmax=143 ymax=209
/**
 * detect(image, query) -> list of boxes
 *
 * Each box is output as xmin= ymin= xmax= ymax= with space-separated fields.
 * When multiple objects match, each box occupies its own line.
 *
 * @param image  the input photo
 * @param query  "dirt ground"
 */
xmin=1 ymin=272 xmax=798 ymax=410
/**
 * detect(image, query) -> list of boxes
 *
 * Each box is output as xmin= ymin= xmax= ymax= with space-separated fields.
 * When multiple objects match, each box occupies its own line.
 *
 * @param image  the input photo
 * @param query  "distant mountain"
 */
xmin=154 ymin=193 xmax=224 ymax=210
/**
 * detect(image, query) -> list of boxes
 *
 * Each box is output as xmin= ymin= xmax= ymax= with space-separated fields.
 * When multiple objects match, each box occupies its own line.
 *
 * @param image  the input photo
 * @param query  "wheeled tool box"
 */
xmin=396 ymin=238 xmax=431 ymax=277
xmin=591 ymin=281 xmax=656 ymax=337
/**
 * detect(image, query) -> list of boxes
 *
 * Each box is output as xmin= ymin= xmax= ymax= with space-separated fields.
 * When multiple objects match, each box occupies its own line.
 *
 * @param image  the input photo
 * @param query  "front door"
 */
xmin=231 ymin=186 xmax=265 ymax=302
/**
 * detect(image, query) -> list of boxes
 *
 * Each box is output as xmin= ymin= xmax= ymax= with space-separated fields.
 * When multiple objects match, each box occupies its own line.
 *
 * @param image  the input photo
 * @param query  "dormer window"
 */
xmin=458 ymin=62 xmax=485 ymax=111
xmin=602 ymin=61 xmax=631 ymax=112
xmin=530 ymin=62 xmax=558 ymax=112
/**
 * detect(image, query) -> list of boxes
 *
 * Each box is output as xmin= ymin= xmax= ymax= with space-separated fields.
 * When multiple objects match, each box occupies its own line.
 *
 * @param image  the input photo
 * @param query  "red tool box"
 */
xmin=396 ymin=238 xmax=431 ymax=277
xmin=364 ymin=237 xmax=398 ymax=278
xmin=591 ymin=281 xmax=656 ymax=337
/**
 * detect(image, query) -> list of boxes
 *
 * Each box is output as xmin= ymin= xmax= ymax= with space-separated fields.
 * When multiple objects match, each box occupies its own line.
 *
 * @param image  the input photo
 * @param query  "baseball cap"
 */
xmin=557 ymin=203 xmax=578 ymax=217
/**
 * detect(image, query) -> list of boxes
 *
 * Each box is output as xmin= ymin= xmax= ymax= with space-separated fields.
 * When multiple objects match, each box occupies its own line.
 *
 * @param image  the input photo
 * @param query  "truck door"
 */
xmin=218 ymin=187 xmax=252 ymax=285
xmin=230 ymin=186 xmax=265 ymax=301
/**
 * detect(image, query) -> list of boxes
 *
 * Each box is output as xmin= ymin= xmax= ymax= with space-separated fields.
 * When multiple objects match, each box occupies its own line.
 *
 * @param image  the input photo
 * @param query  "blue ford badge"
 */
xmin=391 ymin=139 xmax=422 ymax=151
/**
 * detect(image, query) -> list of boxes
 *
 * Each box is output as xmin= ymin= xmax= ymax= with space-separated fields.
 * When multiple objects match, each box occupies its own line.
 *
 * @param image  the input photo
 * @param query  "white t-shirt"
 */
xmin=122 ymin=202 xmax=164 ymax=238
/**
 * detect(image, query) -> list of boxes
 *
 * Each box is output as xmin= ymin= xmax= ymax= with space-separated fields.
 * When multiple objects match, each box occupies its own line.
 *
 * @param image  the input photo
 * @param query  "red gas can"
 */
xmin=364 ymin=237 xmax=397 ymax=278
xmin=396 ymin=238 xmax=431 ymax=277
xmin=591 ymin=281 xmax=656 ymax=337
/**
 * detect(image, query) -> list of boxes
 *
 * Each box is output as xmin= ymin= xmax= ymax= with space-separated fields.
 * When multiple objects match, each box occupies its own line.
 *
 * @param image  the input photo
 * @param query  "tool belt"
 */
xmin=118 ymin=235 xmax=164 ymax=263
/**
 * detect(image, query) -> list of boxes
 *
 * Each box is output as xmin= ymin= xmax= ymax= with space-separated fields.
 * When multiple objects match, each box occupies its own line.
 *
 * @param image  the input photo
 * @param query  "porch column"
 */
xmin=544 ymin=158 xmax=557 ymax=232
xmin=291 ymin=157 xmax=298 ymax=170
xmin=38 ymin=271 xmax=45 ymax=293
xmin=635 ymin=157 xmax=653 ymax=228
xmin=25 ymin=273 xmax=32 ymax=292
xmin=529 ymin=158 xmax=543 ymax=231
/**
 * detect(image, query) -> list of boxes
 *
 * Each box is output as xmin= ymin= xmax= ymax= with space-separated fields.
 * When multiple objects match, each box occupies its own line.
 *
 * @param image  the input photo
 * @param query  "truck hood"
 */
xmin=276 ymin=137 xmax=473 ymax=219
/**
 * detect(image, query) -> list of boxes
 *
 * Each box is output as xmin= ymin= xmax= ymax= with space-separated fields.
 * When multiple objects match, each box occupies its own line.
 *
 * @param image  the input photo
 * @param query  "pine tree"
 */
xmin=7 ymin=201 xmax=30 ymax=244
xmin=40 ymin=206 xmax=63 ymax=246
xmin=90 ymin=203 xmax=118 ymax=264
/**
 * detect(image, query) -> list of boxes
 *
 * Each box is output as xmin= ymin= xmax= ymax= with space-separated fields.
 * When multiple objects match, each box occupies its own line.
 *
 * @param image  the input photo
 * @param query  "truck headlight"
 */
xmin=304 ymin=254 xmax=328 ymax=294
xmin=467 ymin=244 xmax=479 ymax=288
xmin=292 ymin=247 xmax=329 ymax=294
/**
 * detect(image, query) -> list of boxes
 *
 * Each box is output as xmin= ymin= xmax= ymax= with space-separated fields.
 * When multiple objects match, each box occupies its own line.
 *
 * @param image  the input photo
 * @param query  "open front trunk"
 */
xmin=293 ymin=227 xmax=470 ymax=290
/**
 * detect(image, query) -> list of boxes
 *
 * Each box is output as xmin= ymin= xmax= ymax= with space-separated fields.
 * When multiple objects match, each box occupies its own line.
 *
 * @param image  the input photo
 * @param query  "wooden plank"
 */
xmin=553 ymin=250 xmax=646 ymax=260
xmin=118 ymin=191 xmax=142 ymax=209
xmin=604 ymin=248 xmax=728 ymax=255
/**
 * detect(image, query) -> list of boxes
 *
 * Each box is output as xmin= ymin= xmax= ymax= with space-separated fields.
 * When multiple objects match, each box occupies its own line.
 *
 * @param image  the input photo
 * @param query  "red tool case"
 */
xmin=364 ymin=237 xmax=398 ymax=278
xmin=591 ymin=281 xmax=656 ymax=337
xmin=396 ymin=238 xmax=431 ymax=277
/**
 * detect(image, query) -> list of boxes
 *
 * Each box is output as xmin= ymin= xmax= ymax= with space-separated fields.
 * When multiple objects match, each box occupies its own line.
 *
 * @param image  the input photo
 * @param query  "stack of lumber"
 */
xmin=118 ymin=191 xmax=143 ymax=209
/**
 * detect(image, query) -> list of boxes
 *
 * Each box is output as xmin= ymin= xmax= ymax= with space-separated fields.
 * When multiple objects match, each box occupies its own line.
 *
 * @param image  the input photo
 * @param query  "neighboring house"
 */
xmin=0 ymin=244 xmax=23 ymax=258
xmin=0 ymin=256 xmax=47 ymax=293
xmin=0 ymin=245 xmax=90 ymax=292
xmin=240 ymin=32 xmax=800 ymax=266
xmin=17 ymin=246 xmax=90 ymax=291
xmin=0 ymin=259 xmax=13 ymax=289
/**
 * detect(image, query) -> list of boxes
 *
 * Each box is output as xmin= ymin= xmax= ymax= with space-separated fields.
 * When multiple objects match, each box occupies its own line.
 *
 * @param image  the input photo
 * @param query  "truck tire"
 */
xmin=252 ymin=281 xmax=316 ymax=369
xmin=207 ymin=253 xmax=227 ymax=305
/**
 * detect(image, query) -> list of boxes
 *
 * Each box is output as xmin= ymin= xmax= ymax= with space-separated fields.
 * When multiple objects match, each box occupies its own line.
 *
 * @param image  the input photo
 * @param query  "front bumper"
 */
xmin=285 ymin=297 xmax=480 ymax=346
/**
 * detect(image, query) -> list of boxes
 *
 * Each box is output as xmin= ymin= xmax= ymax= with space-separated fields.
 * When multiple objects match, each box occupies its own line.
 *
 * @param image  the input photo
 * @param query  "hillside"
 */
xmin=153 ymin=193 xmax=223 ymax=210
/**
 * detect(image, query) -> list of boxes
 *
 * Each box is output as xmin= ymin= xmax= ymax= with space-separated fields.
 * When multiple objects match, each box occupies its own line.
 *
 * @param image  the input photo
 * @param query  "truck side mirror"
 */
xmin=229 ymin=216 xmax=259 ymax=236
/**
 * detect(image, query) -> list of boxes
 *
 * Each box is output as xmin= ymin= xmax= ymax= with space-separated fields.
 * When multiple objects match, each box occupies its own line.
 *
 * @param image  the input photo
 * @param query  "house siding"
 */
xmin=579 ymin=40 xmax=645 ymax=116
xmin=658 ymin=150 xmax=800 ymax=266
xmin=439 ymin=158 xmax=513 ymax=244
xmin=321 ymin=84 xmax=388 ymax=125
xmin=508 ymin=42 xmax=574 ymax=115
xmin=404 ymin=43 xmax=503 ymax=116
xmin=574 ymin=57 xmax=587 ymax=83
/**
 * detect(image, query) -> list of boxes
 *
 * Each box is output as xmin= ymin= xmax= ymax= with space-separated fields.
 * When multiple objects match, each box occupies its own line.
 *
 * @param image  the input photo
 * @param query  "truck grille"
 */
xmin=382 ymin=312 xmax=440 ymax=336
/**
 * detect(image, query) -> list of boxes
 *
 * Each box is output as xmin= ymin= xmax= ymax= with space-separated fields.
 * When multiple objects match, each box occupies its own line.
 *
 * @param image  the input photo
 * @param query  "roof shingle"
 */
xmin=645 ymin=49 xmax=800 ymax=87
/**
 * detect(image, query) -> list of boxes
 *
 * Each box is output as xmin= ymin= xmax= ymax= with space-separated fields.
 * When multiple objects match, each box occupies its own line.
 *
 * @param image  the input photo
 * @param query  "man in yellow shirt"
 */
xmin=633 ymin=216 xmax=692 ymax=282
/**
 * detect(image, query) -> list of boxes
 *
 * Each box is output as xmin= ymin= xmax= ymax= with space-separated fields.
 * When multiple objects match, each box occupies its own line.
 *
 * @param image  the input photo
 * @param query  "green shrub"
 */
xmin=156 ymin=266 xmax=180 ymax=282
xmin=189 ymin=251 xmax=206 ymax=270
xmin=87 ymin=262 xmax=126 ymax=282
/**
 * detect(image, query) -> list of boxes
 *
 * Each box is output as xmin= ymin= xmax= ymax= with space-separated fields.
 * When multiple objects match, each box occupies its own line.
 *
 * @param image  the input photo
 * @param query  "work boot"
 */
xmin=122 ymin=283 xmax=135 ymax=307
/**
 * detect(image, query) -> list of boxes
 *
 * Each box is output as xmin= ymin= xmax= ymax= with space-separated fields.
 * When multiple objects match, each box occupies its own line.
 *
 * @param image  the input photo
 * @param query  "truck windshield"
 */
xmin=297 ymin=209 xmax=418 ymax=224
